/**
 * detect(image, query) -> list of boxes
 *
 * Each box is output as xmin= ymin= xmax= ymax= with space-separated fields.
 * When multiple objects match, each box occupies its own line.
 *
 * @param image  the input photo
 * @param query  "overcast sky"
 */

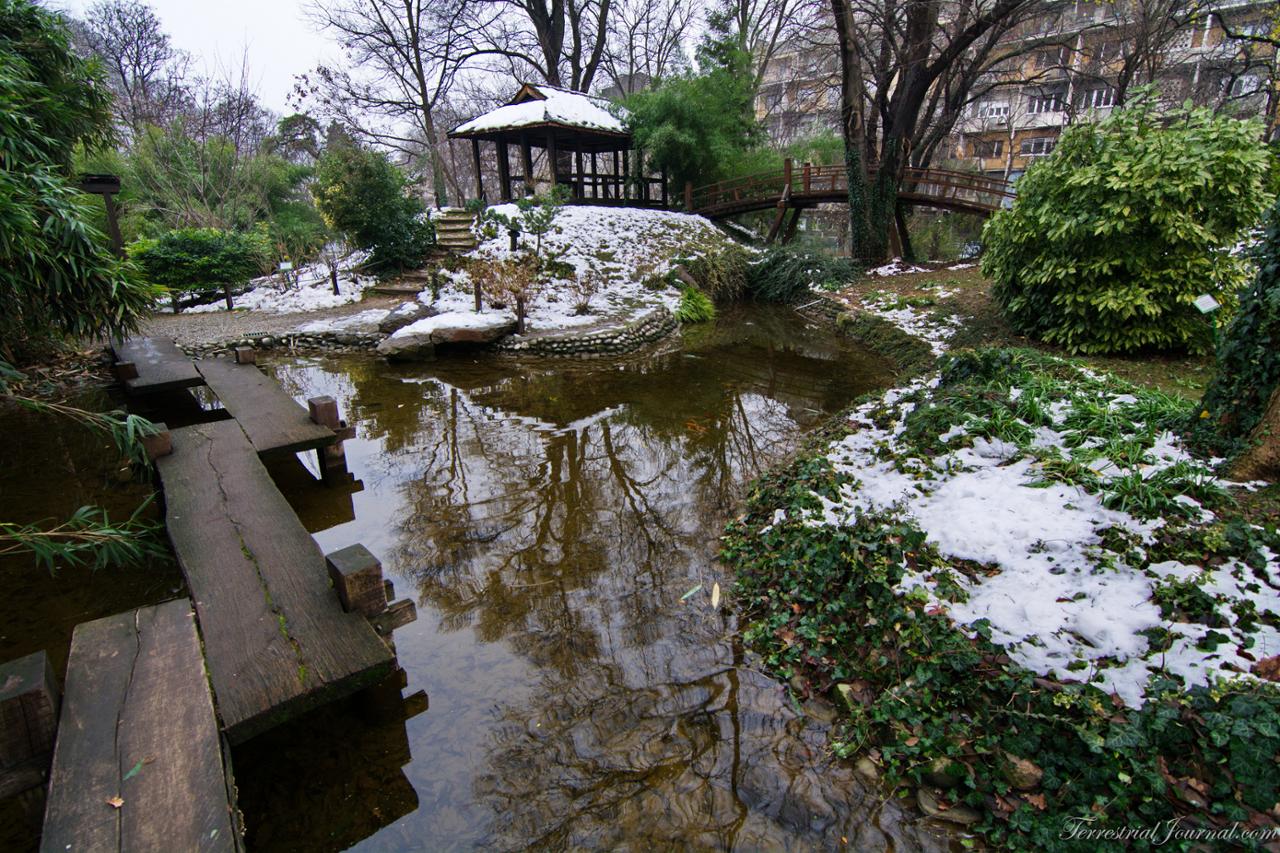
xmin=54 ymin=0 xmax=334 ymax=113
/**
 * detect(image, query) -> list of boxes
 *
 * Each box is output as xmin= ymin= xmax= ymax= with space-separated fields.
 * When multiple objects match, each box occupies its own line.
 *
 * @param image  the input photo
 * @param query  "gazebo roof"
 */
xmin=449 ymin=83 xmax=629 ymax=142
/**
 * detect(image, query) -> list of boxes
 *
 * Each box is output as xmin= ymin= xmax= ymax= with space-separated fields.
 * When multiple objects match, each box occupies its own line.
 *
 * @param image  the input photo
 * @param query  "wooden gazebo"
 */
xmin=449 ymin=83 xmax=667 ymax=208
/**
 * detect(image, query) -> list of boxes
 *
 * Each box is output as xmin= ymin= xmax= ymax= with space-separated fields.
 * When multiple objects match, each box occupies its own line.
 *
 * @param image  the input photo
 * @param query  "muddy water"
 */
xmin=229 ymin=305 xmax=953 ymax=852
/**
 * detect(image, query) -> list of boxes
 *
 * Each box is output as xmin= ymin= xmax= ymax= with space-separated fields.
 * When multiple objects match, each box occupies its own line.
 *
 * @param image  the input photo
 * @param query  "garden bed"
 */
xmin=726 ymin=268 xmax=1280 ymax=847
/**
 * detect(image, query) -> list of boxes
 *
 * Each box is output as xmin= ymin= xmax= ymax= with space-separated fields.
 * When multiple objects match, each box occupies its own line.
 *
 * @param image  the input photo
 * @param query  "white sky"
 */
xmin=53 ymin=0 xmax=334 ymax=113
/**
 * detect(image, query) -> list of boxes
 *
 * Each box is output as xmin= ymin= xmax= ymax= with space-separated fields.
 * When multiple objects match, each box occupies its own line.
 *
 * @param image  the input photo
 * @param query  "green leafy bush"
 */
xmin=675 ymin=243 xmax=750 ymax=301
xmin=312 ymin=139 xmax=434 ymax=272
xmin=746 ymin=248 xmax=858 ymax=301
xmin=625 ymin=50 xmax=760 ymax=191
xmin=674 ymin=286 xmax=715 ymax=324
xmin=982 ymin=96 xmax=1270 ymax=354
xmin=131 ymin=227 xmax=270 ymax=310
xmin=1193 ymin=197 xmax=1280 ymax=461
xmin=0 ymin=0 xmax=157 ymax=358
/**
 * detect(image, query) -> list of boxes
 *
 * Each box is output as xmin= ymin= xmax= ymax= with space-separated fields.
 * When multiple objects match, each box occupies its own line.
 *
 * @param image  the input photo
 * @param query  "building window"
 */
xmin=1034 ymin=47 xmax=1065 ymax=69
xmin=1079 ymin=86 xmax=1115 ymax=109
xmin=1020 ymin=136 xmax=1056 ymax=156
xmin=1168 ymin=28 xmax=1194 ymax=51
xmin=973 ymin=139 xmax=1004 ymax=158
xmin=976 ymin=100 xmax=1010 ymax=118
xmin=1027 ymin=89 xmax=1066 ymax=114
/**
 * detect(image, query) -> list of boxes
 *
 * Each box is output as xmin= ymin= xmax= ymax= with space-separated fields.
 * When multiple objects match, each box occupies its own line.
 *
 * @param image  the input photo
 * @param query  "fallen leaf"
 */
xmin=711 ymin=582 xmax=721 ymax=610
xmin=123 ymin=760 xmax=145 ymax=781
xmin=1025 ymin=792 xmax=1047 ymax=811
xmin=680 ymin=584 xmax=702 ymax=602
xmin=904 ymin=736 xmax=919 ymax=747
xmin=106 ymin=797 xmax=124 ymax=809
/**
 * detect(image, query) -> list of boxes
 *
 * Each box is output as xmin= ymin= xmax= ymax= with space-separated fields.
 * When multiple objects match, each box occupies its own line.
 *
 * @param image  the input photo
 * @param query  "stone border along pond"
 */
xmin=178 ymin=305 xmax=680 ymax=360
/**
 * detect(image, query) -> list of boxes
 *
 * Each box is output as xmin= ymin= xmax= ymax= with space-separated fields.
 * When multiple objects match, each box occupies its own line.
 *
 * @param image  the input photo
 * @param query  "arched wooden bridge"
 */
xmin=686 ymin=160 xmax=1015 ymax=242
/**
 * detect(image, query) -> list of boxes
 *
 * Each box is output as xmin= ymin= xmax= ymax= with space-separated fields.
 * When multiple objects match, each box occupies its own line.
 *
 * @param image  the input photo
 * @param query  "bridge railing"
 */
xmin=688 ymin=160 xmax=1014 ymax=216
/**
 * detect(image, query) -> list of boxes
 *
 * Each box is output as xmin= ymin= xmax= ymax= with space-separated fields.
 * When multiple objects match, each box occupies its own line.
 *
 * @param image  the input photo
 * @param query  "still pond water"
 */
xmin=1 ymin=305 xmax=951 ymax=851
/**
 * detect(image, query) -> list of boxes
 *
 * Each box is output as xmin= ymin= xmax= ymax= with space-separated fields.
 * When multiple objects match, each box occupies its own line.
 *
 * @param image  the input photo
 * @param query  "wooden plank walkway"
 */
xmin=40 ymin=599 xmax=242 ymax=853
xmin=196 ymin=357 xmax=336 ymax=456
xmin=156 ymin=420 xmax=392 ymax=743
xmin=109 ymin=337 xmax=204 ymax=395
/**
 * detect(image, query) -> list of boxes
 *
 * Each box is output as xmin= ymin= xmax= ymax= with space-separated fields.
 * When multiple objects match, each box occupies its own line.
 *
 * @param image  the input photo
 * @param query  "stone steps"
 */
xmin=434 ymin=209 xmax=478 ymax=252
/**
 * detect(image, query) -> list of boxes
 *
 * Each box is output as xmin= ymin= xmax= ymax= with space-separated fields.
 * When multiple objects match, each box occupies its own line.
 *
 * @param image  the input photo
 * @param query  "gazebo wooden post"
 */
xmin=520 ymin=134 xmax=534 ymax=196
xmin=470 ymin=138 xmax=484 ymax=202
xmin=574 ymin=148 xmax=585 ymax=201
xmin=660 ymin=166 xmax=668 ymax=209
xmin=546 ymin=131 xmax=559 ymax=192
xmin=496 ymin=140 xmax=513 ymax=202
xmin=612 ymin=150 xmax=620 ymax=200
xmin=622 ymin=150 xmax=630 ymax=200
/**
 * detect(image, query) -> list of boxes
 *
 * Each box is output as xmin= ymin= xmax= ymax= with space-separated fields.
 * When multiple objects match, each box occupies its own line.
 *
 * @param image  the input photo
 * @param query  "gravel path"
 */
xmin=140 ymin=293 xmax=404 ymax=347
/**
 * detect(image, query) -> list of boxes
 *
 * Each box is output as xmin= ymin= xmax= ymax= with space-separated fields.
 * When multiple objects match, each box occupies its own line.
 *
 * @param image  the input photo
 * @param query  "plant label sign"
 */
xmin=1194 ymin=294 xmax=1220 ymax=314
xmin=279 ymin=262 xmax=294 ymax=272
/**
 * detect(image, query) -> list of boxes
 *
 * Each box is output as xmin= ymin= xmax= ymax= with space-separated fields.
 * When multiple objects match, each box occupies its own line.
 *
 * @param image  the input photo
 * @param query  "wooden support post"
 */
xmin=782 ymin=207 xmax=803 ymax=244
xmin=660 ymin=166 xmax=668 ymax=208
xmin=782 ymin=157 xmax=793 ymax=193
xmin=326 ymin=544 xmax=388 ymax=618
xmin=803 ymin=161 xmax=812 ymax=193
xmin=613 ymin=150 xmax=621 ymax=199
xmin=684 ymin=181 xmax=693 ymax=211
xmin=141 ymin=421 xmax=173 ymax=461
xmin=546 ymin=131 xmax=559 ymax=191
xmin=233 ymin=346 xmax=256 ymax=365
xmin=308 ymin=395 xmax=350 ymax=485
xmin=496 ymin=141 xmax=512 ymax=202
xmin=520 ymin=135 xmax=534 ymax=196
xmin=372 ymin=599 xmax=417 ymax=638
xmin=766 ymin=204 xmax=788 ymax=243
xmin=113 ymin=360 xmax=138 ymax=381
xmin=102 ymin=193 xmax=124 ymax=257
xmin=0 ymin=651 xmax=59 ymax=799
xmin=470 ymin=138 xmax=484 ymax=202
xmin=622 ymin=149 xmax=630 ymax=199
xmin=590 ymin=152 xmax=598 ymax=198
xmin=574 ymin=149 xmax=584 ymax=200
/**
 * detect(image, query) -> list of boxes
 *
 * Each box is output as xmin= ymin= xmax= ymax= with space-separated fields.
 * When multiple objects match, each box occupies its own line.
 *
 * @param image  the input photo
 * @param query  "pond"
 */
xmin=0 ymin=305 xmax=948 ymax=851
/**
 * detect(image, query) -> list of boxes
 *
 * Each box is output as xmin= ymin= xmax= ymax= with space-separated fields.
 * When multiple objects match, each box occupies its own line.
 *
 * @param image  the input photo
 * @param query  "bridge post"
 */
xmin=803 ymin=162 xmax=812 ymax=193
xmin=684 ymin=181 xmax=693 ymax=210
xmin=783 ymin=158 xmax=793 ymax=191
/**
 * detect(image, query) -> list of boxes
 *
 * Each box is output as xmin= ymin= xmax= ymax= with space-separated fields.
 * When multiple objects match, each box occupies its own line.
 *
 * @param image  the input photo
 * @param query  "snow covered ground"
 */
xmin=868 ymin=258 xmax=929 ymax=277
xmin=860 ymin=291 xmax=962 ymax=355
xmin=185 ymin=251 xmax=374 ymax=315
xmin=771 ymin=371 xmax=1279 ymax=707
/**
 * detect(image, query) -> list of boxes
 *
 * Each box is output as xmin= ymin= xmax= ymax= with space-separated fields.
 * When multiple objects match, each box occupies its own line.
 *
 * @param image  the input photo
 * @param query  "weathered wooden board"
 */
xmin=40 ymin=599 xmax=242 ymax=853
xmin=157 ymin=420 xmax=392 ymax=743
xmin=110 ymin=337 xmax=204 ymax=395
xmin=196 ymin=358 xmax=336 ymax=456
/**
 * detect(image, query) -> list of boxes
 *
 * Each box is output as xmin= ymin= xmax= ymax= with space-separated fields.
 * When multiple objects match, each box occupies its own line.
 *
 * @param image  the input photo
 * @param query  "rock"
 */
xmin=1000 ymin=751 xmax=1043 ymax=791
xmin=376 ymin=311 xmax=516 ymax=361
xmin=923 ymin=756 xmax=964 ymax=789
xmin=854 ymin=757 xmax=880 ymax=781
xmin=916 ymin=787 xmax=982 ymax=826
xmin=378 ymin=300 xmax=436 ymax=334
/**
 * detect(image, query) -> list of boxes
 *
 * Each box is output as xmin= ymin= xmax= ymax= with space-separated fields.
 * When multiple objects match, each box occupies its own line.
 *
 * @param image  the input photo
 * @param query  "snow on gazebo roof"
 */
xmin=449 ymin=83 xmax=629 ymax=138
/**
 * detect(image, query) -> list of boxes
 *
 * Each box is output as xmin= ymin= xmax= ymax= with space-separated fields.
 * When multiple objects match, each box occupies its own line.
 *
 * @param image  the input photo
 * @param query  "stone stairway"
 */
xmin=434 ymin=208 xmax=478 ymax=253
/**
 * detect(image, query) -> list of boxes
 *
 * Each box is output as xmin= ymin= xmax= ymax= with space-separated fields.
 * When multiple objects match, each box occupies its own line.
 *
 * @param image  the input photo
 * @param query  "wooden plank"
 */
xmin=40 ymin=599 xmax=241 ymax=853
xmin=0 ymin=651 xmax=59 ymax=799
xmin=196 ymin=358 xmax=336 ymax=456
xmin=157 ymin=421 xmax=392 ymax=743
xmin=110 ymin=337 xmax=203 ymax=395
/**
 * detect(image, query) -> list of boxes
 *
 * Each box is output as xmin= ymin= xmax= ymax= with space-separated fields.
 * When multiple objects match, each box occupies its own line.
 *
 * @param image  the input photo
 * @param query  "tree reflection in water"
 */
xmin=247 ymin=306 xmax=949 ymax=851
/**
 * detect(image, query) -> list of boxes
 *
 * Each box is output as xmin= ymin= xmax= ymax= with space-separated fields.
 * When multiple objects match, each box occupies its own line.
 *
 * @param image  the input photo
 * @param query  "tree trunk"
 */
xmin=896 ymin=203 xmax=916 ymax=262
xmin=223 ymin=284 xmax=233 ymax=312
xmin=1231 ymin=384 xmax=1280 ymax=482
xmin=831 ymin=0 xmax=872 ymax=262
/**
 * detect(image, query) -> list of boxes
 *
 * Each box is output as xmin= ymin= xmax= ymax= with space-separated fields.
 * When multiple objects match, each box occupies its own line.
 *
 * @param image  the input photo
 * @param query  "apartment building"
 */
xmin=753 ymin=1 xmax=1275 ymax=179
xmin=954 ymin=0 xmax=1277 ymax=179
xmin=754 ymin=44 xmax=841 ymax=143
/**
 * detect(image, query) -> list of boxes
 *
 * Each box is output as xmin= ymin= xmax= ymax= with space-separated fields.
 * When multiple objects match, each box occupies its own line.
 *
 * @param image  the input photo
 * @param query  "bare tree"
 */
xmin=79 ymin=0 xmax=190 ymax=132
xmin=468 ymin=0 xmax=614 ymax=92
xmin=599 ymin=0 xmax=695 ymax=93
xmin=829 ymin=0 xmax=1049 ymax=262
xmin=301 ymin=0 xmax=496 ymax=206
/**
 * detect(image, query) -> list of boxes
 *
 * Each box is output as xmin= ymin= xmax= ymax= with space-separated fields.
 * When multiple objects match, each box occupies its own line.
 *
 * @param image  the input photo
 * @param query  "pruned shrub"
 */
xmin=982 ymin=96 xmax=1270 ymax=354
xmin=746 ymin=248 xmax=858 ymax=302
xmin=131 ymin=227 xmax=271 ymax=311
xmin=676 ymin=243 xmax=750 ymax=301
